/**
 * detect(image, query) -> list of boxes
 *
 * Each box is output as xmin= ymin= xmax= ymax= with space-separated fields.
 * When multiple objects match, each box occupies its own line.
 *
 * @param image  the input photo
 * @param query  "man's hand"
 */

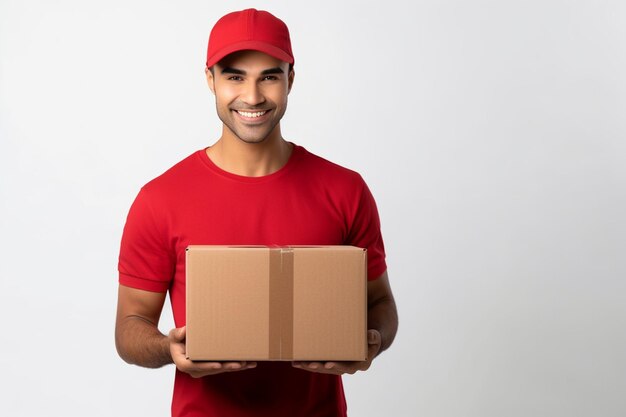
xmin=292 ymin=329 xmax=382 ymax=375
xmin=168 ymin=326 xmax=257 ymax=378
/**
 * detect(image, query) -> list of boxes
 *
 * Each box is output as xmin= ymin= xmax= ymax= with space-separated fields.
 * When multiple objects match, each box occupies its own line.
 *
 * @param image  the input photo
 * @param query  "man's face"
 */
xmin=206 ymin=50 xmax=294 ymax=144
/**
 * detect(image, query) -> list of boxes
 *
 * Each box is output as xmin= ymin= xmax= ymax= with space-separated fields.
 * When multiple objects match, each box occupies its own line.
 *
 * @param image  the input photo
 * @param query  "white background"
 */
xmin=1 ymin=0 xmax=625 ymax=416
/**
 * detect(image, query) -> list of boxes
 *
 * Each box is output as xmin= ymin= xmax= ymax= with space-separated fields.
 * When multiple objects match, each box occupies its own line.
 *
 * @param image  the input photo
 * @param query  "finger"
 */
xmin=187 ymin=362 xmax=222 ymax=377
xmin=170 ymin=342 xmax=187 ymax=357
xmin=294 ymin=361 xmax=322 ymax=370
xmin=199 ymin=361 xmax=257 ymax=374
xmin=298 ymin=361 xmax=349 ymax=375
xmin=169 ymin=326 xmax=186 ymax=342
xmin=195 ymin=362 xmax=222 ymax=370
xmin=315 ymin=363 xmax=353 ymax=375
xmin=367 ymin=329 xmax=381 ymax=345
xmin=366 ymin=341 xmax=380 ymax=364
xmin=214 ymin=361 xmax=258 ymax=371
xmin=326 ymin=361 xmax=362 ymax=374
xmin=223 ymin=362 xmax=244 ymax=370
xmin=175 ymin=360 xmax=219 ymax=378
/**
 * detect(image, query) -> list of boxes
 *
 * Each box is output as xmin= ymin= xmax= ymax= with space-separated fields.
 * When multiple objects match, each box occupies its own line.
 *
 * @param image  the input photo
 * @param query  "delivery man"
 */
xmin=115 ymin=8 xmax=398 ymax=417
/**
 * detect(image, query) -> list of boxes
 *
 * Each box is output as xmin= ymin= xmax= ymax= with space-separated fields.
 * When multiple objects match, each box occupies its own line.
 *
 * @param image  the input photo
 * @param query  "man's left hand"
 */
xmin=292 ymin=329 xmax=381 ymax=375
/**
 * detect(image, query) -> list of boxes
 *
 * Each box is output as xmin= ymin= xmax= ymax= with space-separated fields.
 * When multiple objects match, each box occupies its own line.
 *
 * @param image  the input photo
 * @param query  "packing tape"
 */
xmin=268 ymin=247 xmax=294 ymax=359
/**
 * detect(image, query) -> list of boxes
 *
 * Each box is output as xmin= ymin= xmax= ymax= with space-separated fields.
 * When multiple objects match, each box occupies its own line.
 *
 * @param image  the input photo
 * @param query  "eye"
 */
xmin=262 ymin=76 xmax=278 ymax=81
xmin=227 ymin=76 xmax=243 ymax=81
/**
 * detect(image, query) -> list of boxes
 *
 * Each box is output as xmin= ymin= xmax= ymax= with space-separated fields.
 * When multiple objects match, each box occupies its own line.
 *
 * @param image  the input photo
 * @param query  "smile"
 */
xmin=236 ymin=110 xmax=268 ymax=118
xmin=233 ymin=109 xmax=272 ymax=122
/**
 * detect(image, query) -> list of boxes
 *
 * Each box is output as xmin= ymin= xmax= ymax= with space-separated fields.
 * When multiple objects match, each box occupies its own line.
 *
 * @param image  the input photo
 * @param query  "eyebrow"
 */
xmin=220 ymin=67 xmax=285 ymax=75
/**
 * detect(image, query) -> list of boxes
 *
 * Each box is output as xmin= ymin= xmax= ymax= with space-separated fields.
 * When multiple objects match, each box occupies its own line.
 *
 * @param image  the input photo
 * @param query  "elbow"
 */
xmin=115 ymin=334 xmax=128 ymax=364
xmin=115 ymin=324 xmax=135 ymax=365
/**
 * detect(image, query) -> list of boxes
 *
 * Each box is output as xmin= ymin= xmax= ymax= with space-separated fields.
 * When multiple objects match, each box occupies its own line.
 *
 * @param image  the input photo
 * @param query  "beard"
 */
xmin=216 ymin=102 xmax=286 ymax=144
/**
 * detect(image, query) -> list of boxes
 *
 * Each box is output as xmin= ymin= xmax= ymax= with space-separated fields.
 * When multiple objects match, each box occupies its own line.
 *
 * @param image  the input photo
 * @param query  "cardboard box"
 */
xmin=185 ymin=245 xmax=367 ymax=361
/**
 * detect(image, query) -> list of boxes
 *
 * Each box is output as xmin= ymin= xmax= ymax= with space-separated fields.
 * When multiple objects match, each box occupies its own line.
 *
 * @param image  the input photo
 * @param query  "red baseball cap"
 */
xmin=206 ymin=8 xmax=294 ymax=69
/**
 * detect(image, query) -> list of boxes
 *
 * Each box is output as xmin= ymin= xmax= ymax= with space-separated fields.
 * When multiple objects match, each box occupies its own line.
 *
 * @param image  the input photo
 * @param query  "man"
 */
xmin=115 ymin=8 xmax=398 ymax=417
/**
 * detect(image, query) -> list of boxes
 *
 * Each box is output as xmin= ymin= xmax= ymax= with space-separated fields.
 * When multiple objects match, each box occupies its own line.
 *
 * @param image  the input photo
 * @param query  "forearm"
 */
xmin=115 ymin=315 xmax=172 ymax=368
xmin=368 ymin=297 xmax=398 ymax=354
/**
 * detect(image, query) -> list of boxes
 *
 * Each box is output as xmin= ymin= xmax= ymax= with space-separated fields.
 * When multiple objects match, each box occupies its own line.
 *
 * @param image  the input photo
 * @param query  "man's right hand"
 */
xmin=168 ymin=326 xmax=257 ymax=378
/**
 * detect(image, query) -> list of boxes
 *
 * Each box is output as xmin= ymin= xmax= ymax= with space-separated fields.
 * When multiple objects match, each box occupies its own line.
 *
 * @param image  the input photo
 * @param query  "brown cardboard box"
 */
xmin=185 ymin=245 xmax=367 ymax=361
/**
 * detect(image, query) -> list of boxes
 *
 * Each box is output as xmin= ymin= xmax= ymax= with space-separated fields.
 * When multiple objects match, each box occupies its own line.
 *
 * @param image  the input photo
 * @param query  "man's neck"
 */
xmin=206 ymin=129 xmax=293 ymax=177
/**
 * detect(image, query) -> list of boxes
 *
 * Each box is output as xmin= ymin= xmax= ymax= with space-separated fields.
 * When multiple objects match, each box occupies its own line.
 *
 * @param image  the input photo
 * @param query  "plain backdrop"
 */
xmin=1 ymin=0 xmax=625 ymax=416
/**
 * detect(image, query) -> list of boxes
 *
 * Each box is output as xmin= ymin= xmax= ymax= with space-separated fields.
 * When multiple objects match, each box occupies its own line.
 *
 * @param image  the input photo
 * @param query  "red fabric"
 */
xmin=206 ymin=8 xmax=294 ymax=68
xmin=118 ymin=143 xmax=387 ymax=417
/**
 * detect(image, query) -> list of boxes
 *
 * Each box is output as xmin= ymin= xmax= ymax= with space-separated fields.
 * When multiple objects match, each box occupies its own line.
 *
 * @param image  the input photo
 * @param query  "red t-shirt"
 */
xmin=118 ymin=143 xmax=387 ymax=417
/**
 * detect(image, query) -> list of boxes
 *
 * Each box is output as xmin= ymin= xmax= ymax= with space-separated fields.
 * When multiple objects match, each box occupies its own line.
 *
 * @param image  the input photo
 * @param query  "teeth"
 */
xmin=237 ymin=110 xmax=267 ymax=118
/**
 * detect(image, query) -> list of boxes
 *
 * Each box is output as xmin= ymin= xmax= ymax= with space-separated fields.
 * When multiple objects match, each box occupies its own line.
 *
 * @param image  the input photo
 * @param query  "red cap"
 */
xmin=206 ymin=8 xmax=294 ymax=68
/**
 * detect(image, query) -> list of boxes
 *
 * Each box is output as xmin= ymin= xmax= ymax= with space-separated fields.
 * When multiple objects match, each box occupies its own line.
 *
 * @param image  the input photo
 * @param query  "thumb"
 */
xmin=169 ymin=326 xmax=186 ymax=342
xmin=367 ymin=329 xmax=381 ymax=345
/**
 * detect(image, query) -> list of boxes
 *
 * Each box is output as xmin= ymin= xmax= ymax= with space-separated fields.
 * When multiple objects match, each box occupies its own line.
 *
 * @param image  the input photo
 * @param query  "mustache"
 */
xmin=232 ymin=107 xmax=271 ymax=111
xmin=230 ymin=102 xmax=271 ymax=111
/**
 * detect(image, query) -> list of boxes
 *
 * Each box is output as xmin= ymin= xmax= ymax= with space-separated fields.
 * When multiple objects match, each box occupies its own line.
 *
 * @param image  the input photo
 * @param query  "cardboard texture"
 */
xmin=185 ymin=245 xmax=367 ymax=361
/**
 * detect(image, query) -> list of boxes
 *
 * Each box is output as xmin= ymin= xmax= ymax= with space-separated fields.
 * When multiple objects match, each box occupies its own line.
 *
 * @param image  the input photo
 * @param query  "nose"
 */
xmin=241 ymin=81 xmax=265 ymax=106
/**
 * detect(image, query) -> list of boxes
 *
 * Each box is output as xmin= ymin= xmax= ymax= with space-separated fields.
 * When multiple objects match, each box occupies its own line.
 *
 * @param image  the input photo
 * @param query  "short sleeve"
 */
xmin=346 ymin=177 xmax=387 ymax=280
xmin=118 ymin=187 xmax=174 ymax=292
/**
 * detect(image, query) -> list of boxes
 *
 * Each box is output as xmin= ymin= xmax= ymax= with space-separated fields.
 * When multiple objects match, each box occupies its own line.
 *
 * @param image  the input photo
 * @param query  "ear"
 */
xmin=205 ymin=67 xmax=215 ymax=95
xmin=287 ymin=68 xmax=295 ymax=94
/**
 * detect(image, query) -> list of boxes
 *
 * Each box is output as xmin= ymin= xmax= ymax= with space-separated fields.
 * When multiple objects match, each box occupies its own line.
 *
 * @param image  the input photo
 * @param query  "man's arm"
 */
xmin=115 ymin=284 xmax=171 ymax=367
xmin=366 ymin=270 xmax=398 ymax=355
xmin=115 ymin=284 xmax=257 ymax=376
xmin=292 ymin=270 xmax=398 ymax=375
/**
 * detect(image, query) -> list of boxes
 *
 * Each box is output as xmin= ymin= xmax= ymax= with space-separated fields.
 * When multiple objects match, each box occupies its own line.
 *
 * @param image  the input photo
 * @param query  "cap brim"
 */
xmin=206 ymin=40 xmax=294 ymax=68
